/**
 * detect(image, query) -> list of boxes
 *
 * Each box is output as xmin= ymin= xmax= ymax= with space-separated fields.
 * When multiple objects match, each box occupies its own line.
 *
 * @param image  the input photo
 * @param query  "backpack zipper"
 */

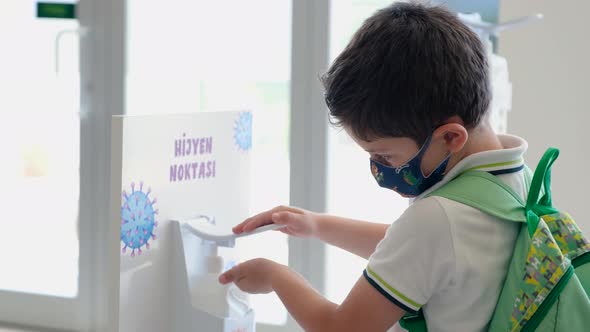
xmin=521 ymin=265 xmax=574 ymax=332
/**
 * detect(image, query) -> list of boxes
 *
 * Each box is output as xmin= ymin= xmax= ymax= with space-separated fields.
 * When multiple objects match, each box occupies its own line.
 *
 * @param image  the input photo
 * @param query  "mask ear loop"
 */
xmin=392 ymin=136 xmax=434 ymax=173
xmin=413 ymin=135 xmax=433 ymax=159
xmin=424 ymin=154 xmax=452 ymax=178
xmin=414 ymin=135 xmax=452 ymax=179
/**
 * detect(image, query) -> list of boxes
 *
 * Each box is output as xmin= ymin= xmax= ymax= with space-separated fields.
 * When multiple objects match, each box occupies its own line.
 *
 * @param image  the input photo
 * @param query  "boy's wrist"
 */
xmin=270 ymin=263 xmax=292 ymax=291
xmin=309 ymin=212 xmax=324 ymax=238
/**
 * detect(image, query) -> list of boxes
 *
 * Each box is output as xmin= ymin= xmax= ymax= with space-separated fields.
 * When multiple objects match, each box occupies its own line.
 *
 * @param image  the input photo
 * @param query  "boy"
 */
xmin=219 ymin=2 xmax=528 ymax=331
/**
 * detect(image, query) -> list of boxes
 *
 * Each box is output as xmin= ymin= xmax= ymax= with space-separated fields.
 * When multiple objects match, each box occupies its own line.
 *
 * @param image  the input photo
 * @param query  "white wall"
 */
xmin=499 ymin=0 xmax=590 ymax=231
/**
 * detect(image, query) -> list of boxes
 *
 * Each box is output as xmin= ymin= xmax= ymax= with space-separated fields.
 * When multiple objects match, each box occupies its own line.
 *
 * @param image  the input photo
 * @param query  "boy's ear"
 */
xmin=433 ymin=121 xmax=468 ymax=153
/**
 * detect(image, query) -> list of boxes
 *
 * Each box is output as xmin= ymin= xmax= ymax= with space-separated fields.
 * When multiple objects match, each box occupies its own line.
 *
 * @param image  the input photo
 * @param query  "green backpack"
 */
xmin=400 ymin=148 xmax=590 ymax=332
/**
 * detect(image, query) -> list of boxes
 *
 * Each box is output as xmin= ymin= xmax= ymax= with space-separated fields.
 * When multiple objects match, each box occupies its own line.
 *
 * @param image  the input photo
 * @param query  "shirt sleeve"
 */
xmin=364 ymin=197 xmax=456 ymax=313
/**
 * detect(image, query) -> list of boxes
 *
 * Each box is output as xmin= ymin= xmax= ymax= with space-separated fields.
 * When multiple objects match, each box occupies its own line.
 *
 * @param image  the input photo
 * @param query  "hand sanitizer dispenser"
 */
xmin=170 ymin=216 xmax=284 ymax=332
xmin=189 ymin=236 xmax=243 ymax=320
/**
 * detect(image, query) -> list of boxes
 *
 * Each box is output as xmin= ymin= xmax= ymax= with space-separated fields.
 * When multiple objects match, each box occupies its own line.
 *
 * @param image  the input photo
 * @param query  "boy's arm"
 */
xmin=224 ymin=199 xmax=453 ymax=331
xmin=233 ymin=206 xmax=389 ymax=259
xmin=315 ymin=214 xmax=389 ymax=259
xmin=219 ymin=259 xmax=404 ymax=332
xmin=274 ymin=264 xmax=404 ymax=332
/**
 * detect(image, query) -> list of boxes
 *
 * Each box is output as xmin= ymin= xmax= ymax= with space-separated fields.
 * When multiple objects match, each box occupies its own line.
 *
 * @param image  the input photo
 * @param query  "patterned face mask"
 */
xmin=370 ymin=136 xmax=450 ymax=197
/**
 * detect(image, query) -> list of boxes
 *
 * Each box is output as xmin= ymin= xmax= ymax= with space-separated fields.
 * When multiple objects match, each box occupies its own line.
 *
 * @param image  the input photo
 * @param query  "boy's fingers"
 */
xmin=242 ymin=218 xmax=271 ymax=233
xmin=233 ymin=217 xmax=258 ymax=234
xmin=219 ymin=265 xmax=240 ymax=284
xmin=241 ymin=207 xmax=283 ymax=232
xmin=234 ymin=206 xmax=303 ymax=234
xmin=232 ymin=220 xmax=248 ymax=234
xmin=234 ymin=210 xmax=272 ymax=233
xmin=218 ymin=271 xmax=232 ymax=284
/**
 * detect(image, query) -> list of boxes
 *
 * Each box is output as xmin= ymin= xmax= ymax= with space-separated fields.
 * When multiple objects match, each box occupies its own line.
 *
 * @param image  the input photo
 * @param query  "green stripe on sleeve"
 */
xmin=366 ymin=266 xmax=422 ymax=309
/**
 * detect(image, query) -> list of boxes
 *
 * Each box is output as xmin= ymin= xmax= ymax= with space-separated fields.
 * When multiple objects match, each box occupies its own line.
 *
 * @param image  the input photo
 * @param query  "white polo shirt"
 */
xmin=364 ymin=135 xmax=529 ymax=332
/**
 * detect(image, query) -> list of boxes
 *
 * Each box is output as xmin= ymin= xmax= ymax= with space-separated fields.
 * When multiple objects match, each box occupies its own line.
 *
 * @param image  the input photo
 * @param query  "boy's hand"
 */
xmin=218 ymin=258 xmax=285 ymax=294
xmin=232 ymin=205 xmax=317 ymax=238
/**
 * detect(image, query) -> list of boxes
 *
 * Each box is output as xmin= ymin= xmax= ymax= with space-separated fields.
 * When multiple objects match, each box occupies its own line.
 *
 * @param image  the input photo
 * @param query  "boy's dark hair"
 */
xmin=322 ymin=2 xmax=490 ymax=144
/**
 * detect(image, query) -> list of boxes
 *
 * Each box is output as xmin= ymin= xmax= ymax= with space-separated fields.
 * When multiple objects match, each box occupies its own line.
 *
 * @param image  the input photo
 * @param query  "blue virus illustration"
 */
xmin=121 ymin=181 xmax=158 ymax=257
xmin=234 ymin=112 xmax=252 ymax=151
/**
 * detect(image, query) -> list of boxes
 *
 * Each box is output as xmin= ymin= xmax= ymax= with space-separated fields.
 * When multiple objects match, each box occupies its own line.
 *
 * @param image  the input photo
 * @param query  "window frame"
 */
xmin=281 ymin=0 xmax=330 ymax=331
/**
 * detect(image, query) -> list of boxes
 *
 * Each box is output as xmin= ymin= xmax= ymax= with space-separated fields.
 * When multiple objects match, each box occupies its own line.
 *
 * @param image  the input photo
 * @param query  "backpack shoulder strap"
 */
xmin=427 ymin=170 xmax=527 ymax=223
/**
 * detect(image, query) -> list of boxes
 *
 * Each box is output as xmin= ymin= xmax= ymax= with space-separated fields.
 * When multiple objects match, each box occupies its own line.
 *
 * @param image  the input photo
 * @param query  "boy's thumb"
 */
xmin=219 ymin=264 xmax=240 ymax=284
xmin=219 ymin=270 xmax=233 ymax=284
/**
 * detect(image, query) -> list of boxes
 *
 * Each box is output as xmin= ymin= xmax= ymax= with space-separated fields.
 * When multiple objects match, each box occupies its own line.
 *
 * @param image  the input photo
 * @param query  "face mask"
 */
xmin=370 ymin=136 xmax=450 ymax=197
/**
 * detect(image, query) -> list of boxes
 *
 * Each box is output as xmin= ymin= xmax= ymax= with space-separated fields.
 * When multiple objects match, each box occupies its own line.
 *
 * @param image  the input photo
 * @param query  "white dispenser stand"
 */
xmin=112 ymin=111 xmax=254 ymax=332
